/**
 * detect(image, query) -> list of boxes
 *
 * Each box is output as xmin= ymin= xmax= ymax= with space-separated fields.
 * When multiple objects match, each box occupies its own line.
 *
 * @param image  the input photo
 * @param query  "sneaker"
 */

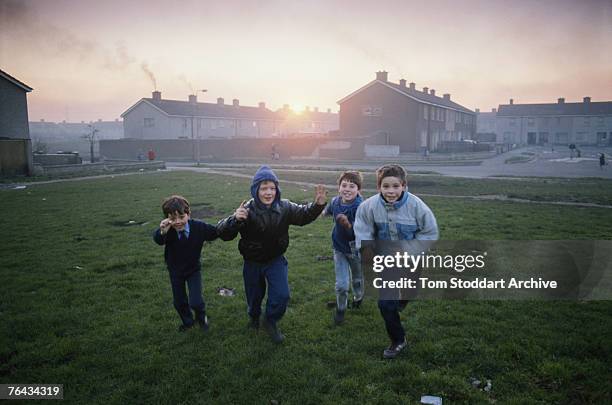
xmin=333 ymin=309 xmax=345 ymax=325
xmin=178 ymin=323 xmax=194 ymax=332
xmin=247 ymin=316 xmax=260 ymax=330
xmin=263 ymin=319 xmax=284 ymax=343
xmin=198 ymin=315 xmax=209 ymax=332
xmin=383 ymin=339 xmax=407 ymax=359
xmin=352 ymin=299 xmax=363 ymax=309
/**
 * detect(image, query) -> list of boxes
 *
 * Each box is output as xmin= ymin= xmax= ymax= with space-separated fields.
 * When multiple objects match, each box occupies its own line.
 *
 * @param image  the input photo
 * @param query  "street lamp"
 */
xmin=193 ymin=89 xmax=207 ymax=166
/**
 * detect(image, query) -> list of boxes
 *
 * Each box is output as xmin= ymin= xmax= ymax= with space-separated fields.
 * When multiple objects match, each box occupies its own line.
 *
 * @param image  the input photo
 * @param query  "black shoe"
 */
xmin=198 ymin=315 xmax=209 ymax=332
xmin=263 ymin=319 xmax=284 ymax=343
xmin=352 ymin=299 xmax=363 ymax=309
xmin=383 ymin=338 xmax=408 ymax=359
xmin=333 ymin=309 xmax=345 ymax=325
xmin=247 ymin=316 xmax=260 ymax=330
xmin=178 ymin=323 xmax=194 ymax=332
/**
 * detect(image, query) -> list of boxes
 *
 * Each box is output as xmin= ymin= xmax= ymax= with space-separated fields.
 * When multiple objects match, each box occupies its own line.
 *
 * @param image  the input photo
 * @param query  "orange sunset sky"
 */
xmin=1 ymin=0 xmax=611 ymax=122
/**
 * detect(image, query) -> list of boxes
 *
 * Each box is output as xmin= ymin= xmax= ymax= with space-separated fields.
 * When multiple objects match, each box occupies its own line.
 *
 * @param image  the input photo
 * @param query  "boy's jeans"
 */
xmin=169 ymin=270 xmax=206 ymax=326
xmin=243 ymin=255 xmax=290 ymax=324
xmin=333 ymin=248 xmax=364 ymax=312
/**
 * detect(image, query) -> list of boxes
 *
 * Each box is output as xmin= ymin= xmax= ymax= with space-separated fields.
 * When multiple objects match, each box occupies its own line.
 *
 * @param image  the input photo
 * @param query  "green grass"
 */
xmin=1 ymin=171 xmax=611 ymax=404
xmin=230 ymin=168 xmax=612 ymax=206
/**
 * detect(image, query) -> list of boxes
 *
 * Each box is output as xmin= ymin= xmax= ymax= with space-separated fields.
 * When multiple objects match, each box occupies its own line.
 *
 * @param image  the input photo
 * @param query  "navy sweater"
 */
xmin=153 ymin=219 xmax=218 ymax=277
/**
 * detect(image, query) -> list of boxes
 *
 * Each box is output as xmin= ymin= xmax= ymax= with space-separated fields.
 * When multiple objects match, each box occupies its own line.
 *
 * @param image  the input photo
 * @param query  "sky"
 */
xmin=1 ymin=0 xmax=611 ymax=122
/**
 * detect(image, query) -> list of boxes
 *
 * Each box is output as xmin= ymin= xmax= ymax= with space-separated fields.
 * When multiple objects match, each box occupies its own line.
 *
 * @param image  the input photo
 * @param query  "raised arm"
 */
xmin=288 ymin=184 xmax=327 ymax=226
xmin=217 ymin=200 xmax=249 ymax=240
xmin=153 ymin=218 xmax=172 ymax=245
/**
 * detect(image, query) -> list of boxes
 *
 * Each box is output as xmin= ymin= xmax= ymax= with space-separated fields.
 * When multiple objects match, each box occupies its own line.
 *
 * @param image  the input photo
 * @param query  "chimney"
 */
xmin=314 ymin=107 xmax=319 ymax=112
xmin=557 ymin=98 xmax=564 ymax=104
xmin=430 ymin=89 xmax=436 ymax=96
xmin=475 ymin=108 xmax=480 ymax=113
xmin=409 ymin=82 xmax=416 ymax=90
xmin=375 ymin=71 xmax=388 ymax=82
xmin=258 ymin=102 xmax=266 ymax=109
xmin=188 ymin=94 xmax=197 ymax=104
xmin=283 ymin=104 xmax=290 ymax=110
xmin=443 ymin=93 xmax=451 ymax=100
xmin=492 ymin=108 xmax=497 ymax=113
xmin=152 ymin=91 xmax=161 ymax=101
xmin=327 ymin=108 xmax=331 ymax=113
xmin=217 ymin=97 xmax=224 ymax=105
xmin=422 ymin=87 xmax=428 ymax=94
xmin=305 ymin=106 xmax=311 ymax=112
xmin=232 ymin=99 xmax=239 ymax=107
xmin=510 ymin=98 xmax=514 ymax=105
xmin=399 ymin=79 xmax=407 ymax=88
xmin=583 ymin=96 xmax=591 ymax=103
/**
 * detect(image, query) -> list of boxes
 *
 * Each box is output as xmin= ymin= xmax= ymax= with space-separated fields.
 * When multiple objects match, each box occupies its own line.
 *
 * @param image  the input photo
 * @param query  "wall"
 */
xmin=340 ymin=82 xmax=419 ymax=152
xmin=100 ymin=137 xmax=328 ymax=160
xmin=0 ymin=139 xmax=31 ymax=175
xmin=0 ymin=78 xmax=30 ymax=140
xmin=33 ymin=153 xmax=83 ymax=166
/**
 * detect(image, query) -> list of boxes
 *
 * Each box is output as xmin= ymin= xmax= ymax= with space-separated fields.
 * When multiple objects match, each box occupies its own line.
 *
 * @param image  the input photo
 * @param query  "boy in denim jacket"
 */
xmin=324 ymin=171 xmax=364 ymax=325
xmin=354 ymin=165 xmax=438 ymax=359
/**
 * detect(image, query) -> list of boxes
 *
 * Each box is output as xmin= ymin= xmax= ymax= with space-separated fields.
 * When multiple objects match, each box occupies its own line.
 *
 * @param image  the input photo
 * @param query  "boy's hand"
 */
xmin=234 ymin=200 xmax=249 ymax=222
xmin=159 ymin=218 xmax=172 ymax=235
xmin=336 ymin=214 xmax=352 ymax=230
xmin=314 ymin=184 xmax=327 ymax=205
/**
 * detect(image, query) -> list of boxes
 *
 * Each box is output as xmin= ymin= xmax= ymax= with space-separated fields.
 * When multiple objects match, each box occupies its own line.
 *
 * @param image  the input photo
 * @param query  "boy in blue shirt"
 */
xmin=153 ymin=195 xmax=219 ymax=332
xmin=217 ymin=166 xmax=327 ymax=343
xmin=324 ymin=171 xmax=364 ymax=325
xmin=354 ymin=165 xmax=438 ymax=359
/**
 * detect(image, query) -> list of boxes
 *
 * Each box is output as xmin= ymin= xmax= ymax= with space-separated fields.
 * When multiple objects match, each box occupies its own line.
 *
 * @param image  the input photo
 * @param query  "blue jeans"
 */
xmin=169 ymin=270 xmax=206 ymax=326
xmin=243 ymin=255 xmax=290 ymax=324
xmin=333 ymin=249 xmax=364 ymax=311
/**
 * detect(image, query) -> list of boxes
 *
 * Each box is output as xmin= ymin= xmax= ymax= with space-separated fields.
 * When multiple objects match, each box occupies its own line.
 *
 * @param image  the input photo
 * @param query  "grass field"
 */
xmin=229 ymin=168 xmax=612 ymax=206
xmin=1 ymin=170 xmax=611 ymax=404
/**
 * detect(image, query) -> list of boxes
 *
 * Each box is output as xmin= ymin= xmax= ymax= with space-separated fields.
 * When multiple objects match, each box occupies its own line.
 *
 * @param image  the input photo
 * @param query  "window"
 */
xmin=423 ymin=105 xmax=428 ymax=120
xmin=527 ymin=118 xmax=535 ymax=127
xmin=144 ymin=118 xmax=154 ymax=127
xmin=597 ymin=117 xmax=604 ymax=127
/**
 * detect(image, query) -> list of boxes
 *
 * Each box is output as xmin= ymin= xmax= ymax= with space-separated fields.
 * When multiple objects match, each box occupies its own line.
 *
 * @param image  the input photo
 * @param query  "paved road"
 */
xmin=168 ymin=146 xmax=612 ymax=179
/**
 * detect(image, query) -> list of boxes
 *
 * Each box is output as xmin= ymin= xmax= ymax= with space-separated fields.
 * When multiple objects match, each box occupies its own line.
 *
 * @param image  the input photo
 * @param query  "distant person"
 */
xmin=153 ymin=195 xmax=219 ymax=332
xmin=600 ymin=153 xmax=606 ymax=170
xmin=148 ymin=148 xmax=156 ymax=161
xmin=323 ymin=171 xmax=364 ymax=325
xmin=217 ymin=166 xmax=327 ymax=343
xmin=354 ymin=164 xmax=438 ymax=359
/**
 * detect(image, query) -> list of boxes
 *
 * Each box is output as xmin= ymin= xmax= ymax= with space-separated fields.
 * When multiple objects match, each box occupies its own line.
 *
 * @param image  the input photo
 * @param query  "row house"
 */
xmin=337 ymin=71 xmax=476 ymax=153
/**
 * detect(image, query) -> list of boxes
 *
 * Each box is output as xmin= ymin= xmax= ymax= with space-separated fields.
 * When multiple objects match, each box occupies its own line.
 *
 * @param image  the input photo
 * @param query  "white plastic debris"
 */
xmin=484 ymin=379 xmax=492 ymax=392
xmin=469 ymin=377 xmax=481 ymax=388
xmin=128 ymin=220 xmax=136 ymax=224
xmin=74 ymin=266 xmax=83 ymax=270
xmin=217 ymin=287 xmax=235 ymax=297
xmin=421 ymin=395 xmax=442 ymax=405
xmin=14 ymin=185 xmax=26 ymax=190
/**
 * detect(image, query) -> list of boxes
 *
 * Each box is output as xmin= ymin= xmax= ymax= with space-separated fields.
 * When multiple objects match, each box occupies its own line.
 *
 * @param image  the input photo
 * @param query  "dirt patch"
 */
xmin=190 ymin=203 xmax=225 ymax=218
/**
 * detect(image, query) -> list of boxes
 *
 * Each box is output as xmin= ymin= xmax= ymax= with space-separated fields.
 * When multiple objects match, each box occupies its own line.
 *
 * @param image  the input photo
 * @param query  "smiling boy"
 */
xmin=153 ymin=195 xmax=218 ymax=332
xmin=324 ymin=171 xmax=364 ymax=325
xmin=354 ymin=164 xmax=438 ymax=359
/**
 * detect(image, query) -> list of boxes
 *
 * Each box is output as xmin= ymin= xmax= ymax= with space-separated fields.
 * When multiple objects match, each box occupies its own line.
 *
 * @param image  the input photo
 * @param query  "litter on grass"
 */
xmin=421 ymin=395 xmax=442 ymax=405
xmin=217 ymin=287 xmax=235 ymax=297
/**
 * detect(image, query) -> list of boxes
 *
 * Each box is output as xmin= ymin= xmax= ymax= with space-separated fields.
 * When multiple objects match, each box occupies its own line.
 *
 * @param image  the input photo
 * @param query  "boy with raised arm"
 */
xmin=217 ymin=166 xmax=327 ymax=343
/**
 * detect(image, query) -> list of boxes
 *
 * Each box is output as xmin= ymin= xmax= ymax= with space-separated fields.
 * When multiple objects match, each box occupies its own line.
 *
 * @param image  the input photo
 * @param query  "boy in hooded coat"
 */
xmin=217 ymin=166 xmax=327 ymax=342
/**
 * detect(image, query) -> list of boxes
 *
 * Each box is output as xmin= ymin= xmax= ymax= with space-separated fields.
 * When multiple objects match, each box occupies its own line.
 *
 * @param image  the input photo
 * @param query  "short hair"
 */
xmin=376 ymin=164 xmax=407 ymax=187
xmin=162 ymin=195 xmax=190 ymax=216
xmin=337 ymin=170 xmax=363 ymax=190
